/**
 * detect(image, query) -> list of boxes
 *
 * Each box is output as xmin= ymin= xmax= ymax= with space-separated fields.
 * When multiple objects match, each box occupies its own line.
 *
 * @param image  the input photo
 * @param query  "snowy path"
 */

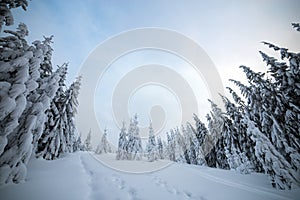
xmin=0 ymin=152 xmax=299 ymax=200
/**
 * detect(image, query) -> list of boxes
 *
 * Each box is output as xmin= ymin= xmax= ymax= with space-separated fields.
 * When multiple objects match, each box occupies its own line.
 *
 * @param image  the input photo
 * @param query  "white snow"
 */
xmin=0 ymin=151 xmax=299 ymax=200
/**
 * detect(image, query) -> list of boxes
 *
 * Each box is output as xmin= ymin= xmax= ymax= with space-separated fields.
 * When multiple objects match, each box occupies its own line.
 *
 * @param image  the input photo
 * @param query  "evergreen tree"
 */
xmin=36 ymin=69 xmax=81 ymax=159
xmin=165 ymin=132 xmax=175 ymax=161
xmin=192 ymin=114 xmax=207 ymax=147
xmin=243 ymin=114 xmax=299 ymax=189
xmin=181 ymin=125 xmax=191 ymax=164
xmin=227 ymin=23 xmax=300 ymax=189
xmin=84 ymin=129 xmax=92 ymax=151
xmin=116 ymin=121 xmax=128 ymax=160
xmin=35 ymin=64 xmax=68 ymax=159
xmin=146 ymin=122 xmax=158 ymax=162
xmin=125 ymin=115 xmax=142 ymax=160
xmin=0 ymin=24 xmax=61 ymax=184
xmin=131 ymin=114 xmax=142 ymax=160
xmin=63 ymin=76 xmax=81 ymax=153
xmin=186 ymin=123 xmax=206 ymax=165
xmin=95 ymin=128 xmax=112 ymax=154
xmin=157 ymin=136 xmax=164 ymax=159
xmin=73 ymin=133 xmax=84 ymax=152
xmin=0 ymin=0 xmax=28 ymax=31
xmin=221 ymin=94 xmax=253 ymax=173
xmin=0 ymin=23 xmax=30 ymax=155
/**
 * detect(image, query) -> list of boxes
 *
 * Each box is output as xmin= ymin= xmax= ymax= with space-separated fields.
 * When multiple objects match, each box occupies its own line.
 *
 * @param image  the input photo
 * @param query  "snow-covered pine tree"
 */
xmin=173 ymin=128 xmax=184 ymax=162
xmin=35 ymin=64 xmax=68 ymax=159
xmin=131 ymin=114 xmax=142 ymax=160
xmin=229 ymin=79 xmax=264 ymax=173
xmin=63 ymin=76 xmax=81 ymax=153
xmin=73 ymin=133 xmax=84 ymax=152
xmin=192 ymin=114 xmax=207 ymax=147
xmin=181 ymin=125 xmax=191 ymax=164
xmin=116 ymin=121 xmax=128 ymax=160
xmin=0 ymin=0 xmax=28 ymax=31
xmin=228 ymin=23 xmax=300 ymax=189
xmin=95 ymin=128 xmax=112 ymax=154
xmin=221 ymin=94 xmax=253 ymax=173
xmin=0 ymin=25 xmax=61 ymax=184
xmin=146 ymin=122 xmax=158 ymax=162
xmin=243 ymin=114 xmax=300 ymax=189
xmin=0 ymin=23 xmax=30 ymax=155
xmin=186 ymin=123 xmax=206 ymax=166
xmin=84 ymin=129 xmax=92 ymax=151
xmin=36 ymin=66 xmax=81 ymax=159
xmin=165 ymin=132 xmax=175 ymax=161
xmin=157 ymin=136 xmax=164 ymax=159
xmin=259 ymin=43 xmax=300 ymax=171
xmin=204 ymin=100 xmax=224 ymax=168
xmin=126 ymin=118 xmax=135 ymax=160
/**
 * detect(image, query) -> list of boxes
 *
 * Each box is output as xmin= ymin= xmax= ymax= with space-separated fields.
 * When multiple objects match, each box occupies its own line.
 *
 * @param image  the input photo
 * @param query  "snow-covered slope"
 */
xmin=0 ymin=152 xmax=299 ymax=200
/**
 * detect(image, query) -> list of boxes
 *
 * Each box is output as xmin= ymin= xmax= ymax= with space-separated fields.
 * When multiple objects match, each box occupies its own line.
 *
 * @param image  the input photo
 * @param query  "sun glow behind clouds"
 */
xmin=94 ymin=49 xmax=211 ymax=146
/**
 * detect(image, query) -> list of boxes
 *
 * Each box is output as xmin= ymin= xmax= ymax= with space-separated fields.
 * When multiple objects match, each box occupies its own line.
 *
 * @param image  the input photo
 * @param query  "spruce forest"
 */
xmin=0 ymin=1 xmax=299 ymax=197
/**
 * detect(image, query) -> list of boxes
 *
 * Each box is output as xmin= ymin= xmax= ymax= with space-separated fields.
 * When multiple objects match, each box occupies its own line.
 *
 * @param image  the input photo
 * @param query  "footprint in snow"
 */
xmin=111 ymin=174 xmax=126 ymax=190
xmin=128 ymin=187 xmax=140 ymax=200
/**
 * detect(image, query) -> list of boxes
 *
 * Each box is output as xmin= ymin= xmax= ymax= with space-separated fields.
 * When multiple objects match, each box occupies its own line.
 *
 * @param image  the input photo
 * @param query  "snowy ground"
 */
xmin=0 ymin=152 xmax=299 ymax=200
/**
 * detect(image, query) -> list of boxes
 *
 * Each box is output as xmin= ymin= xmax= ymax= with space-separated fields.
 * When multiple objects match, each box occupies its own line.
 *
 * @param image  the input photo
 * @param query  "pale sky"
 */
xmin=10 ymin=0 xmax=300 ymax=147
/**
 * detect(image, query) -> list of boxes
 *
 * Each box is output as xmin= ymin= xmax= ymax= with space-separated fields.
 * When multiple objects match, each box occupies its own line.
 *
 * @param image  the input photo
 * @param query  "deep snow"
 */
xmin=0 ymin=152 xmax=299 ymax=200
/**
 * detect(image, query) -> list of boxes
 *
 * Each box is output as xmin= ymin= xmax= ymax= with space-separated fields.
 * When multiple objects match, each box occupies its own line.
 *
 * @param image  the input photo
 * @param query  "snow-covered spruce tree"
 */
xmin=0 ymin=0 xmax=28 ymax=31
xmin=166 ymin=128 xmax=185 ymax=163
xmin=192 ymin=114 xmax=207 ymax=147
xmin=221 ymin=94 xmax=253 ymax=173
xmin=146 ymin=122 xmax=158 ymax=162
xmin=116 ymin=121 xmax=128 ymax=160
xmin=259 ymin=43 xmax=300 ymax=166
xmin=165 ymin=132 xmax=175 ymax=161
xmin=131 ymin=114 xmax=142 ymax=160
xmin=157 ymin=136 xmax=164 ymax=159
xmin=204 ymin=100 xmax=226 ymax=168
xmin=173 ymin=128 xmax=184 ymax=162
xmin=180 ymin=125 xmax=191 ymax=164
xmin=229 ymin=79 xmax=264 ymax=173
xmin=36 ymin=68 xmax=81 ymax=159
xmin=95 ymin=128 xmax=112 ymax=154
xmin=84 ymin=129 xmax=93 ymax=151
xmin=73 ymin=133 xmax=84 ymax=152
xmin=126 ymin=118 xmax=135 ymax=160
xmin=0 ymin=24 xmax=62 ymax=184
xmin=228 ymin=23 xmax=300 ymax=189
xmin=35 ymin=64 xmax=68 ymax=159
xmin=0 ymin=23 xmax=30 ymax=155
xmin=243 ymin=113 xmax=299 ymax=189
xmin=63 ymin=76 xmax=81 ymax=153
xmin=186 ymin=123 xmax=206 ymax=166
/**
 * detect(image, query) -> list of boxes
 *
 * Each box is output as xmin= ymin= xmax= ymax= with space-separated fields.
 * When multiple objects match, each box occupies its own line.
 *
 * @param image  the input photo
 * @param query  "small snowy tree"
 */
xmin=84 ymin=129 xmax=92 ymax=151
xmin=95 ymin=128 xmax=112 ymax=154
xmin=131 ymin=114 xmax=142 ymax=160
xmin=157 ymin=136 xmax=164 ymax=159
xmin=193 ymin=114 xmax=207 ymax=147
xmin=73 ymin=133 xmax=84 ymax=152
xmin=126 ymin=115 xmax=143 ymax=160
xmin=146 ymin=122 xmax=158 ymax=162
xmin=116 ymin=121 xmax=128 ymax=160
